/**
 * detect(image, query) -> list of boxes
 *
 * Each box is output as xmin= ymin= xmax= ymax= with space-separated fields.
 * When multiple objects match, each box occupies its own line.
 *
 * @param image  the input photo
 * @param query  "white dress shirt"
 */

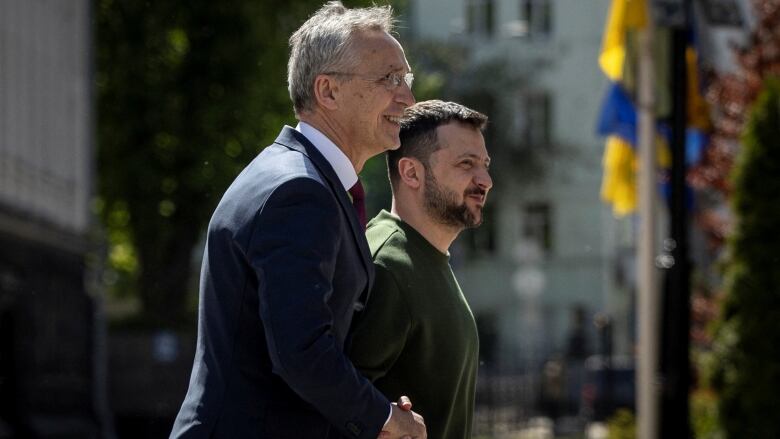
xmin=295 ymin=122 xmax=357 ymax=191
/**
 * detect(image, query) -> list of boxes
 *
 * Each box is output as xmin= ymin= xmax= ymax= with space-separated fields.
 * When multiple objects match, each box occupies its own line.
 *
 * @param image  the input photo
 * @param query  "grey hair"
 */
xmin=288 ymin=1 xmax=396 ymax=116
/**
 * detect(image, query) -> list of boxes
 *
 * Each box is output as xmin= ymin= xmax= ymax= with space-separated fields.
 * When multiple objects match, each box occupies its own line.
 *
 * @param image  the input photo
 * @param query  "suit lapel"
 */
xmin=273 ymin=126 xmax=374 ymax=289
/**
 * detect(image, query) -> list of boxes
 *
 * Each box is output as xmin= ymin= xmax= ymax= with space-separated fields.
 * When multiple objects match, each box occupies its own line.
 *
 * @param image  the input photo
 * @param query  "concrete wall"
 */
xmin=0 ymin=0 xmax=92 ymax=241
xmin=0 ymin=1 xmax=101 ymax=437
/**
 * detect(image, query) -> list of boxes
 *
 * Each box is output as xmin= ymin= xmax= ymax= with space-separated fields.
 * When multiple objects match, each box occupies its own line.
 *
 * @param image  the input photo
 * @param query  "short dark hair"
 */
xmin=388 ymin=100 xmax=488 ymax=186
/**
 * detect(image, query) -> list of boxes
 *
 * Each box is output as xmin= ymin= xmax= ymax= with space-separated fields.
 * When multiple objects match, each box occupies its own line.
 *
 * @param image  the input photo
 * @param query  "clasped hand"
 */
xmin=377 ymin=395 xmax=426 ymax=439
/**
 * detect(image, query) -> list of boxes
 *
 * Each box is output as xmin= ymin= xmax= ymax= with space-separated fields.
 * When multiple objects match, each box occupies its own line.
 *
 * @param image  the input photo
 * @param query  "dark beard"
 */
xmin=423 ymin=172 xmax=484 ymax=228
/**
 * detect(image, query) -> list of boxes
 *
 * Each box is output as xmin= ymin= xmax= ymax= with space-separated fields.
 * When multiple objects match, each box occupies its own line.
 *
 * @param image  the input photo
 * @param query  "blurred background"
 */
xmin=2 ymin=0 xmax=779 ymax=438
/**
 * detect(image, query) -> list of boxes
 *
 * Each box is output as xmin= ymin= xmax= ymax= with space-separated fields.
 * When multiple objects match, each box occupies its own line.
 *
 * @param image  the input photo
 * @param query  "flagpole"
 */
xmin=659 ymin=3 xmax=692 ymax=436
xmin=636 ymin=3 xmax=659 ymax=439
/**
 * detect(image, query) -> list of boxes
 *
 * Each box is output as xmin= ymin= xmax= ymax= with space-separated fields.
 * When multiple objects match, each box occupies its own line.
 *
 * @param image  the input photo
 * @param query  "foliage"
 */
xmin=606 ymin=409 xmax=636 ymax=439
xmin=692 ymin=388 xmax=724 ymax=439
xmin=691 ymin=0 xmax=780 ymax=250
xmin=690 ymin=288 xmax=723 ymax=439
xmin=596 ymin=384 xmax=714 ymax=439
xmin=689 ymin=2 xmax=780 ymax=432
xmin=712 ymin=78 xmax=780 ymax=438
xmin=95 ymin=0 xmax=347 ymax=327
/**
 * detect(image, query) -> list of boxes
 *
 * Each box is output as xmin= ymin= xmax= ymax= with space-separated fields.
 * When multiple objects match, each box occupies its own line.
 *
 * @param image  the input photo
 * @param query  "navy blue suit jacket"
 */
xmin=171 ymin=126 xmax=390 ymax=439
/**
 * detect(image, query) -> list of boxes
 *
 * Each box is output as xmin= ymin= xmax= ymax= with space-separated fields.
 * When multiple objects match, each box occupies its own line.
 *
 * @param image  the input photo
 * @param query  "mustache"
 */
xmin=465 ymin=187 xmax=487 ymax=197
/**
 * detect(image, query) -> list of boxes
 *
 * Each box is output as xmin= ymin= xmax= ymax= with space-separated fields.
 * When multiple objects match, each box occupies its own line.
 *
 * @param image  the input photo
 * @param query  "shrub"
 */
xmin=714 ymin=77 xmax=780 ymax=438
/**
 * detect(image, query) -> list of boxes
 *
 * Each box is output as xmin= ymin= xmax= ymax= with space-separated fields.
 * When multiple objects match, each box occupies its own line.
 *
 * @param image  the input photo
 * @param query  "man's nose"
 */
xmin=395 ymin=81 xmax=415 ymax=107
xmin=476 ymin=168 xmax=492 ymax=191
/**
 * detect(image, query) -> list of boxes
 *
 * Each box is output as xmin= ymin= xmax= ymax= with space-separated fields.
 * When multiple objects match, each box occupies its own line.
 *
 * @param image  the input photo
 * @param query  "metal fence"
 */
xmin=474 ymin=372 xmax=541 ymax=437
xmin=472 ymin=358 xmax=594 ymax=438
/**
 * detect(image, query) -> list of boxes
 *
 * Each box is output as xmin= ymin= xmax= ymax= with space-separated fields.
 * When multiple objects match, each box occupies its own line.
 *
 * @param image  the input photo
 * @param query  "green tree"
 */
xmin=714 ymin=78 xmax=780 ymax=438
xmin=95 ymin=0 xmax=342 ymax=327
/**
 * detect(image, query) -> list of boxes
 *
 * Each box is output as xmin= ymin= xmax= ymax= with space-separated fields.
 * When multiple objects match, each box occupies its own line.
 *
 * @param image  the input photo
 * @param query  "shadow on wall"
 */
xmin=0 ymin=232 xmax=101 ymax=438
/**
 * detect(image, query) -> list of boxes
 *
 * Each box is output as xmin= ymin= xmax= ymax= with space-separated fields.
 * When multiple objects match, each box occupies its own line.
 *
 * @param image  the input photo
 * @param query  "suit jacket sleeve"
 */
xmin=349 ymin=263 xmax=412 ymax=384
xmin=247 ymin=178 xmax=390 ymax=439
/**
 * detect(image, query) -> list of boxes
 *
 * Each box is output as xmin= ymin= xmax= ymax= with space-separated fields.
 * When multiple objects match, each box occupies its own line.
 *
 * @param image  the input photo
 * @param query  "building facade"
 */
xmin=0 ymin=1 xmax=106 ymax=437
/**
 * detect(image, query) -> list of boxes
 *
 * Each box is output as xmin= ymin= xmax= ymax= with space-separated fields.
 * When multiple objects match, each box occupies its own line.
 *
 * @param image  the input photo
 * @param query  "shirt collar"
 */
xmin=295 ymin=121 xmax=358 ymax=191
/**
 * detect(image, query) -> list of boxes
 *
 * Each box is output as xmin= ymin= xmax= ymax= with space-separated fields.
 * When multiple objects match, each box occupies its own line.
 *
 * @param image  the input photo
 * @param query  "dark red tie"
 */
xmin=348 ymin=180 xmax=367 ymax=230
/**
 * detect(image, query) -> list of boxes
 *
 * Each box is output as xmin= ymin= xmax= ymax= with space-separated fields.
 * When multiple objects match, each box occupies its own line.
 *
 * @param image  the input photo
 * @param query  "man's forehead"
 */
xmin=434 ymin=141 xmax=490 ymax=160
xmin=434 ymin=127 xmax=487 ymax=155
xmin=351 ymin=31 xmax=408 ymax=66
xmin=437 ymin=122 xmax=485 ymax=141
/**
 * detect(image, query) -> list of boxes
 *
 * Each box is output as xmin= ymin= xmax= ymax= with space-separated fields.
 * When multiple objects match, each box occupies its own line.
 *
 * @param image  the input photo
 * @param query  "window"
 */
xmin=700 ymin=0 xmax=744 ymax=27
xmin=466 ymin=0 xmax=495 ymax=37
xmin=522 ymin=202 xmax=552 ymax=252
xmin=514 ymin=92 xmax=552 ymax=150
xmin=520 ymin=0 xmax=552 ymax=38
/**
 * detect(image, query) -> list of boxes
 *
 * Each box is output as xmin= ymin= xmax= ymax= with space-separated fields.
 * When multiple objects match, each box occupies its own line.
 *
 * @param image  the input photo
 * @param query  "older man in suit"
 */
xmin=170 ymin=2 xmax=424 ymax=438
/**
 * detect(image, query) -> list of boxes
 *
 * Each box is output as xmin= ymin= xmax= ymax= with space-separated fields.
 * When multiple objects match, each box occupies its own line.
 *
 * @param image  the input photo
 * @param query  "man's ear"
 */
xmin=313 ymin=74 xmax=340 ymax=110
xmin=397 ymin=157 xmax=423 ymax=190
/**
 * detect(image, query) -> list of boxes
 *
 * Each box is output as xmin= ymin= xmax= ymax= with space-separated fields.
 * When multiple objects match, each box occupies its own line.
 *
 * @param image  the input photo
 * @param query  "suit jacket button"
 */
xmin=346 ymin=421 xmax=362 ymax=436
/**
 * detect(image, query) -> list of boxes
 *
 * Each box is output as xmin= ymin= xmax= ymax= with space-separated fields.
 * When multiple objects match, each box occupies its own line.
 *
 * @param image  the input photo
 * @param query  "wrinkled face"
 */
xmin=334 ymin=30 xmax=415 ymax=157
xmin=423 ymin=122 xmax=492 ymax=229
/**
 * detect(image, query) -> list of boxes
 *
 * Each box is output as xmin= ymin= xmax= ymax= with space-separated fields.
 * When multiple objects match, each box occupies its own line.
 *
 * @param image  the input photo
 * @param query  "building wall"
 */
xmin=409 ymin=0 xmax=462 ymax=40
xmin=0 ymin=1 xmax=100 ymax=437
xmin=0 ymin=0 xmax=92 ymax=240
xmin=409 ymin=0 xmax=621 ymax=366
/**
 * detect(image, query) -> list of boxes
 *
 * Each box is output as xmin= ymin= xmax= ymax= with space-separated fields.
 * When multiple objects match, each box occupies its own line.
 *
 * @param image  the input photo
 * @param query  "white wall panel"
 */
xmin=0 ymin=0 xmax=92 ymax=236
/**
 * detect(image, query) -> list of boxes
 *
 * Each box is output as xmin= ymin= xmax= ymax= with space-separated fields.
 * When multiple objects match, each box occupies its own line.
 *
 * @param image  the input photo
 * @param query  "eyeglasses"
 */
xmin=324 ymin=70 xmax=414 ymax=91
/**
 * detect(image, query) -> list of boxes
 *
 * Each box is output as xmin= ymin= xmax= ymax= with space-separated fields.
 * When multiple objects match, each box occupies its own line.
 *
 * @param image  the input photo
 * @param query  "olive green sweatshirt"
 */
xmin=349 ymin=210 xmax=479 ymax=439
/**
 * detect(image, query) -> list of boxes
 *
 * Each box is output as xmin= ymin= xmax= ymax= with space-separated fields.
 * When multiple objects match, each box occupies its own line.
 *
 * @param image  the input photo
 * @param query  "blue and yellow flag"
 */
xmin=597 ymin=0 xmax=648 ymax=216
xmin=596 ymin=0 xmax=710 ymax=216
xmin=599 ymin=0 xmax=648 ymax=81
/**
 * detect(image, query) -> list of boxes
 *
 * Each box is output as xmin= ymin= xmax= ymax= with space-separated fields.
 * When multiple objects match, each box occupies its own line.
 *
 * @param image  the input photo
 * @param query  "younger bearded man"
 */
xmin=349 ymin=100 xmax=492 ymax=439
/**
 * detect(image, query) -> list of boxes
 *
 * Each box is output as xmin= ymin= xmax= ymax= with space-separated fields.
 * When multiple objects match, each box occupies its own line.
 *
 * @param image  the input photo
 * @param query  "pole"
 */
xmin=636 ymin=3 xmax=660 ymax=438
xmin=659 ymin=3 xmax=692 ymax=437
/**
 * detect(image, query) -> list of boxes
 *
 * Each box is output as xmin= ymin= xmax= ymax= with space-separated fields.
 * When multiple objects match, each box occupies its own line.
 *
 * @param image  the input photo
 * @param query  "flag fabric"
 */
xmin=597 ymin=0 xmax=648 ymax=216
xmin=686 ymin=46 xmax=710 ymax=131
xmin=599 ymin=0 xmax=648 ymax=81
xmin=596 ymin=0 xmax=709 ymax=216
xmin=600 ymin=136 xmax=638 ymax=216
xmin=597 ymin=82 xmax=638 ymax=145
